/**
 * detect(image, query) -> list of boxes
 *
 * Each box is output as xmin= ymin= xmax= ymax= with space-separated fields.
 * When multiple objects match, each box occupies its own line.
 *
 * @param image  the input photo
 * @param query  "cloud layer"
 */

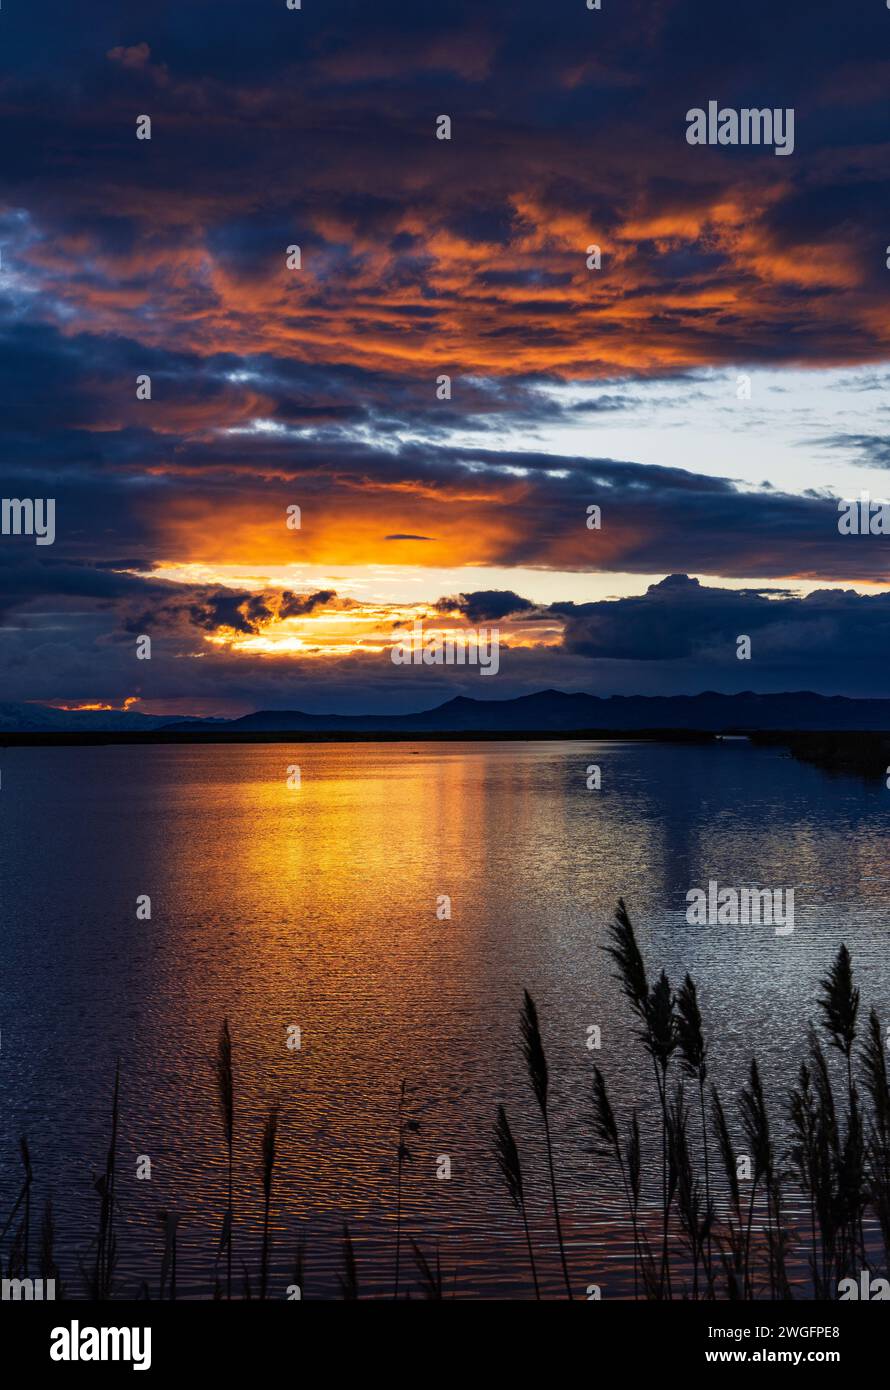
xmin=3 ymin=1 xmax=890 ymax=711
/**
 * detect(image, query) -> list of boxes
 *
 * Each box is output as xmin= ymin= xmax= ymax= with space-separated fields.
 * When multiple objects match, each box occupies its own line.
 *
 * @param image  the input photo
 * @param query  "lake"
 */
xmin=1 ymin=738 xmax=887 ymax=1298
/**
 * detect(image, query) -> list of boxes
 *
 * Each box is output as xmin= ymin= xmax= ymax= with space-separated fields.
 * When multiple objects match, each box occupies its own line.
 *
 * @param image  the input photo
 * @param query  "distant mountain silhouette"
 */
xmin=6 ymin=690 xmax=890 ymax=738
xmin=0 ymin=702 xmax=209 ymax=733
xmin=179 ymin=690 xmax=890 ymax=734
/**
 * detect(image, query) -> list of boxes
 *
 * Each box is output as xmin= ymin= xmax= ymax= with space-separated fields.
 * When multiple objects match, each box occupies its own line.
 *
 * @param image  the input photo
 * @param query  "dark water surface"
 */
xmin=1 ymin=739 xmax=887 ymax=1297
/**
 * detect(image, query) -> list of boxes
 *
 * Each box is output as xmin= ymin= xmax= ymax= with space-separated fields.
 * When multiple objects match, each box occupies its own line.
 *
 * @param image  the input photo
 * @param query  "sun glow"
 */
xmin=48 ymin=696 xmax=140 ymax=712
xmin=202 ymin=603 xmax=554 ymax=656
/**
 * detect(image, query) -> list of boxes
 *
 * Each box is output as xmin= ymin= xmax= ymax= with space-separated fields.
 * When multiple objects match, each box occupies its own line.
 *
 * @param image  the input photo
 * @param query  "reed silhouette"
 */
xmin=214 ymin=1019 xmax=234 ymax=1300
xmin=520 ymin=989 xmax=573 ymax=1298
xmin=157 ymin=1210 xmax=181 ymax=1301
xmin=606 ymin=901 xmax=677 ymax=1295
xmin=493 ymin=1102 xmax=540 ymax=1298
xmin=2 ymin=905 xmax=888 ymax=1300
xmin=411 ymin=1239 xmax=445 ymax=1299
xmin=260 ymin=1103 xmax=279 ymax=1300
xmin=339 ymin=1222 xmax=358 ymax=1300
xmin=90 ymin=1061 xmax=119 ymax=1300
xmin=677 ymin=974 xmax=713 ymax=1291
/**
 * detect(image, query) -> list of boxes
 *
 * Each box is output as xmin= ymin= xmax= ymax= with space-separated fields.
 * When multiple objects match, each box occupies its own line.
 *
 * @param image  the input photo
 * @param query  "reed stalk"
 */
xmin=521 ymin=989 xmax=573 ymax=1298
xmin=493 ymin=1103 xmax=540 ymax=1298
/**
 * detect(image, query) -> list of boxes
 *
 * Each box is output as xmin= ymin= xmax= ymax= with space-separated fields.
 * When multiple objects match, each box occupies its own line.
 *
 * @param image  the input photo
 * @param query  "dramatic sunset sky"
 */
xmin=2 ymin=0 xmax=890 ymax=714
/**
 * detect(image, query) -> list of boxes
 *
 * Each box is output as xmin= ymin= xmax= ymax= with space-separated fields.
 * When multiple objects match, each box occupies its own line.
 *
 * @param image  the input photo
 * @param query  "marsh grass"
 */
xmin=606 ymin=900 xmax=678 ymax=1296
xmin=493 ymin=1102 xmax=540 ymax=1298
xmin=520 ymin=989 xmax=573 ymax=1298
xmin=40 ymin=1195 xmax=62 ymax=1295
xmin=411 ymin=1239 xmax=445 ymax=1299
xmin=1 ymin=903 xmax=887 ymax=1300
xmin=496 ymin=905 xmax=889 ymax=1300
xmin=260 ymin=1103 xmax=279 ymax=1300
xmin=339 ymin=1221 xmax=358 ymax=1300
xmin=394 ymin=1078 xmax=407 ymax=1299
xmin=157 ymin=1210 xmax=181 ymax=1301
xmin=214 ymin=1019 xmax=234 ymax=1300
xmin=677 ymin=974 xmax=713 ymax=1291
xmin=588 ymin=1066 xmax=647 ymax=1297
xmin=88 ymin=1061 xmax=119 ymax=1300
xmin=0 ymin=1135 xmax=32 ymax=1281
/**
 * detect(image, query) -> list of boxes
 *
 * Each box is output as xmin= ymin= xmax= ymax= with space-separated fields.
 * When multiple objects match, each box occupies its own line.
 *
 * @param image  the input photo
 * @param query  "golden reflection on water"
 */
xmin=3 ymin=739 xmax=890 ymax=1295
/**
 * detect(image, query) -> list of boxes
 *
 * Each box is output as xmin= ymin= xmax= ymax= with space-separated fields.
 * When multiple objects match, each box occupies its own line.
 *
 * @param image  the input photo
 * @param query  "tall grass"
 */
xmin=861 ymin=1009 xmax=890 ymax=1271
xmin=606 ymin=902 xmax=677 ymax=1296
xmin=214 ymin=1019 xmax=234 ymax=1300
xmin=157 ymin=1210 xmax=181 ymax=1300
xmin=412 ymin=1240 xmax=445 ymax=1299
xmin=493 ymin=1103 xmax=540 ymax=1298
xmin=520 ymin=989 xmax=573 ymax=1298
xmin=339 ymin=1221 xmax=358 ymax=1299
xmin=260 ymin=1103 xmax=279 ymax=1299
xmin=666 ymin=1085 xmax=702 ymax=1297
xmin=394 ymin=1078 xmax=407 ymax=1299
xmin=677 ymin=974 xmax=713 ymax=1292
xmin=711 ymin=1085 xmax=745 ymax=1297
xmin=40 ymin=1196 xmax=61 ymax=1295
xmin=3 ymin=909 xmax=889 ymax=1300
xmin=90 ymin=1061 xmax=119 ymax=1300
xmin=588 ymin=1066 xmax=645 ymax=1297
xmin=0 ymin=1136 xmax=33 ymax=1281
xmin=818 ymin=944 xmax=859 ymax=1103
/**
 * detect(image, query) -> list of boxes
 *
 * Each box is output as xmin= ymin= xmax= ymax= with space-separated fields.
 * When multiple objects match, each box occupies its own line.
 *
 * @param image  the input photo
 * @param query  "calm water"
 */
xmin=1 ymin=738 xmax=888 ymax=1298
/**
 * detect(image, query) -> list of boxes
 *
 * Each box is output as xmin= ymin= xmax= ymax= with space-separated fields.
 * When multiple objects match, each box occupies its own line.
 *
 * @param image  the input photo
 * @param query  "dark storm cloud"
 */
xmin=0 ymin=551 xmax=179 ymax=621
xmin=133 ymin=586 xmax=339 ymax=636
xmin=434 ymin=591 xmax=537 ymax=623
xmin=0 ymin=318 xmax=632 ymax=478
xmin=1 ymin=416 xmax=888 ymax=586
xmin=3 ymin=0 xmax=890 ymax=712
xmin=278 ymin=589 xmax=337 ymax=618
xmin=545 ymin=574 xmax=890 ymax=693
xmin=177 ymin=587 xmax=336 ymax=634
xmin=5 ymin=565 xmax=890 ymax=712
xmin=1 ymin=0 xmax=888 ymax=380
xmin=185 ymin=590 xmax=274 ymax=636
xmin=554 ymin=573 xmax=841 ymax=660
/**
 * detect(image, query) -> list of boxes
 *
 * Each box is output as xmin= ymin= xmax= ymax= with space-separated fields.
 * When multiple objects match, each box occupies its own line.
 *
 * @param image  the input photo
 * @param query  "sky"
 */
xmin=2 ymin=0 xmax=890 ymax=715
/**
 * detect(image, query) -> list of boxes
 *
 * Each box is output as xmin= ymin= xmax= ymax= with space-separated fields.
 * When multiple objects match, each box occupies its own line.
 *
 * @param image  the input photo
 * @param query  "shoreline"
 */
xmin=0 ymin=726 xmax=720 ymax=747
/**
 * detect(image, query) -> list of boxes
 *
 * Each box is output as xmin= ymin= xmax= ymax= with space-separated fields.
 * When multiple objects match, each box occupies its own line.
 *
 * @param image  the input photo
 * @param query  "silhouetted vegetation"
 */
xmin=1 ymin=904 xmax=888 ymax=1299
xmin=492 ymin=903 xmax=890 ymax=1299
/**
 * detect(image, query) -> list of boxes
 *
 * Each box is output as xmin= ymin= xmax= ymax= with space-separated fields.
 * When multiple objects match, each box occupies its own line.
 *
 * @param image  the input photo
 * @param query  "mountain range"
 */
xmin=5 ymin=690 xmax=890 ymax=737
